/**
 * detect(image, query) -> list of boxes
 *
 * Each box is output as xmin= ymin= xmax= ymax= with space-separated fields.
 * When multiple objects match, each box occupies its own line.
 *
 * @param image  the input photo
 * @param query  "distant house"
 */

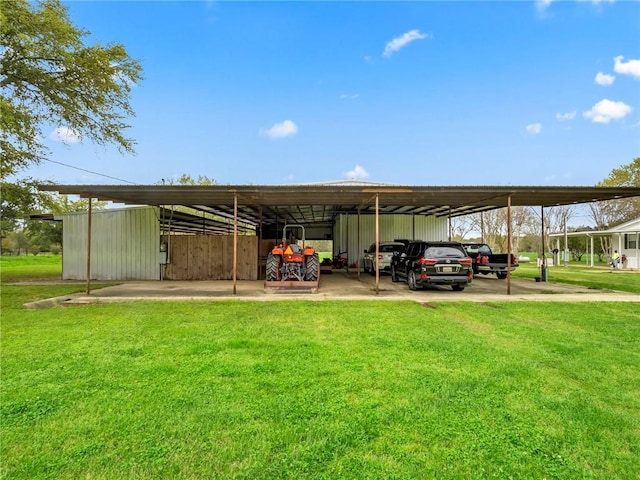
xmin=550 ymin=217 xmax=640 ymax=269
xmin=608 ymin=217 xmax=640 ymax=269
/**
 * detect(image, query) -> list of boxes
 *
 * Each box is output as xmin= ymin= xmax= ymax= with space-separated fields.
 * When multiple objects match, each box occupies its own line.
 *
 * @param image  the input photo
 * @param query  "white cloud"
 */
xmin=383 ymin=30 xmax=431 ymax=58
xmin=259 ymin=120 xmax=298 ymax=139
xmin=556 ymin=111 xmax=576 ymax=121
xmin=613 ymin=56 xmax=640 ymax=79
xmin=535 ymin=0 xmax=554 ymax=14
xmin=583 ymin=99 xmax=632 ymax=123
xmin=525 ymin=123 xmax=542 ymax=135
xmin=538 ymin=0 xmax=613 ymax=15
xmin=595 ymin=72 xmax=615 ymax=86
xmin=49 ymin=126 xmax=81 ymax=143
xmin=339 ymin=93 xmax=359 ymax=100
xmin=344 ymin=165 xmax=369 ymax=179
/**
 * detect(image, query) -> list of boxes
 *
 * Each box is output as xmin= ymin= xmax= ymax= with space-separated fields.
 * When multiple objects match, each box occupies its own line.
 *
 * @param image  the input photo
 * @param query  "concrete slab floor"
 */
xmin=22 ymin=270 xmax=640 ymax=308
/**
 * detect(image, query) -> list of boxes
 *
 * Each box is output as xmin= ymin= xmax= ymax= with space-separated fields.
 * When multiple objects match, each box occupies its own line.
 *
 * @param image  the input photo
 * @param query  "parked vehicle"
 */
xmin=390 ymin=241 xmax=473 ymax=291
xmin=320 ymin=251 xmax=349 ymax=274
xmin=461 ymin=243 xmax=518 ymax=280
xmin=266 ymin=225 xmax=319 ymax=282
xmin=363 ymin=242 xmax=406 ymax=275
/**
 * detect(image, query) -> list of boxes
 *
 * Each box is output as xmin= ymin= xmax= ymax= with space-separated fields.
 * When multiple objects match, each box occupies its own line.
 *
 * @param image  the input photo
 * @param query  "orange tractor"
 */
xmin=266 ymin=225 xmax=319 ymax=282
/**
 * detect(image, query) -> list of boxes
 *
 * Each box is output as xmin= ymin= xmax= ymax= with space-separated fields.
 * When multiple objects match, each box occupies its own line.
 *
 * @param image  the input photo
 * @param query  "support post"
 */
xmin=86 ymin=197 xmax=92 ymax=295
xmin=345 ymin=215 xmax=349 ymax=274
xmin=564 ymin=219 xmax=568 ymax=267
xmin=233 ymin=193 xmax=237 ymax=295
xmin=357 ymin=207 xmax=361 ymax=281
xmin=540 ymin=206 xmax=547 ymax=282
xmin=507 ymin=194 xmax=512 ymax=295
xmin=375 ymin=193 xmax=380 ymax=295
xmin=618 ymin=235 xmax=623 ymax=269
xmin=258 ymin=206 xmax=263 ymax=280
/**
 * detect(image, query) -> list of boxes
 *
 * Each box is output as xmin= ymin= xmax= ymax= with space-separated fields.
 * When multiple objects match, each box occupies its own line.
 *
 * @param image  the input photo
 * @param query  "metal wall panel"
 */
xmin=334 ymin=214 xmax=448 ymax=267
xmin=58 ymin=207 xmax=160 ymax=280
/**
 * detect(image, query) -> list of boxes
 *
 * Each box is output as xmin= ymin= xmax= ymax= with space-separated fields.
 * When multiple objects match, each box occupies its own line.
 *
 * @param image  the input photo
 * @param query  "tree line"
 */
xmin=450 ymin=158 xmax=640 ymax=259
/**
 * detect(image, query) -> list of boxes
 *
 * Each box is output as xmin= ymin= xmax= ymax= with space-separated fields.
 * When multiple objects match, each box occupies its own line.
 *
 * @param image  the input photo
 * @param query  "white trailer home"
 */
xmin=550 ymin=217 xmax=640 ymax=269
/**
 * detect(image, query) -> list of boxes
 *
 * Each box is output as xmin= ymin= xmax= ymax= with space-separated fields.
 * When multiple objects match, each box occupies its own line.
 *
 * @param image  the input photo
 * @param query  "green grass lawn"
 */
xmin=2 ymin=257 xmax=640 ymax=479
xmin=1 ymin=255 xmax=63 ymax=283
xmin=513 ymin=261 xmax=640 ymax=294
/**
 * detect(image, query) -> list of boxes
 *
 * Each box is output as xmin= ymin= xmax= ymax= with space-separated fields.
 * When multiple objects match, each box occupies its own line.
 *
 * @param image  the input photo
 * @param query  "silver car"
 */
xmin=363 ymin=242 xmax=406 ymax=275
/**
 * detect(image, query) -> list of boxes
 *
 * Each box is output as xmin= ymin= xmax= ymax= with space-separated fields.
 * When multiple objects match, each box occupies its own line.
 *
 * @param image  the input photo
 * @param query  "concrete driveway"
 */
xmin=28 ymin=270 xmax=639 ymax=308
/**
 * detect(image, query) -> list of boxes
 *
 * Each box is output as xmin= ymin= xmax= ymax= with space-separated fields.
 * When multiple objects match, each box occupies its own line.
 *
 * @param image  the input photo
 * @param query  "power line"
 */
xmin=42 ymin=158 xmax=137 ymax=185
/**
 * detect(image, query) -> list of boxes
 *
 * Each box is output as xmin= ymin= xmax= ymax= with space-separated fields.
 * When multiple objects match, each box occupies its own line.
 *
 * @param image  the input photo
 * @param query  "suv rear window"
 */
xmin=464 ymin=244 xmax=491 ymax=255
xmin=380 ymin=244 xmax=404 ymax=253
xmin=423 ymin=246 xmax=466 ymax=258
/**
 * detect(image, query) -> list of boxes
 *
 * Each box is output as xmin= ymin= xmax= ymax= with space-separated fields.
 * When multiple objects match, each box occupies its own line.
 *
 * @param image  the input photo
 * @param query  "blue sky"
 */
xmin=29 ymin=0 xmax=640 ymax=187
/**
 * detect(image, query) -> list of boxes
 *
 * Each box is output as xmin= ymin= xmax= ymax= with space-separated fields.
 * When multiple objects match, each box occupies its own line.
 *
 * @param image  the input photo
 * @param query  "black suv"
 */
xmin=390 ymin=241 xmax=473 ymax=291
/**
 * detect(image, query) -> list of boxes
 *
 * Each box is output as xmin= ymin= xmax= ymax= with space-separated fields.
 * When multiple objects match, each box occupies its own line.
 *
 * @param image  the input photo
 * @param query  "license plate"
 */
xmin=442 ymin=266 xmax=453 ymax=273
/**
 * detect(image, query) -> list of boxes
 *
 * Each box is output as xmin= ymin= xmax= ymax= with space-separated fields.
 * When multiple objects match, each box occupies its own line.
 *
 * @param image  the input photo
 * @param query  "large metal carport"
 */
xmin=39 ymin=182 xmax=640 ymax=296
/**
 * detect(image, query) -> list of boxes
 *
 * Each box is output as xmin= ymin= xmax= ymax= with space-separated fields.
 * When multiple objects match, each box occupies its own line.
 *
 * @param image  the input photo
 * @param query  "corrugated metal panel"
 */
xmin=59 ymin=207 xmax=160 ymax=280
xmin=334 ymin=214 xmax=448 ymax=267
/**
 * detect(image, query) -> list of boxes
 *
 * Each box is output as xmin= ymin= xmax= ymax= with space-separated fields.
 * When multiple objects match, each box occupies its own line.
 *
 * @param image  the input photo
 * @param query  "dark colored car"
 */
xmin=390 ymin=241 xmax=473 ymax=291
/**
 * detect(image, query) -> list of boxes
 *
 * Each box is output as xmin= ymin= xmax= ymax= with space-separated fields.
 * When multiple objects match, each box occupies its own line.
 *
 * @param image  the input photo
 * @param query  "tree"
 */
xmin=25 ymin=194 xmax=106 ymax=252
xmin=1 ymin=0 xmax=142 ymax=235
xmin=1 ymin=0 xmax=143 ymax=175
xmin=600 ymin=157 xmax=640 ymax=189
xmin=542 ymin=205 xmax=574 ymax=254
xmin=588 ymin=158 xmax=640 ymax=257
xmin=467 ymin=206 xmax=536 ymax=253
xmin=160 ymin=174 xmax=218 ymax=186
xmin=589 ymin=158 xmax=640 ymax=227
xmin=566 ymin=226 xmax=593 ymax=262
xmin=1 ymin=178 xmax=47 ymax=234
xmin=26 ymin=218 xmax=62 ymax=252
xmin=449 ymin=216 xmax=475 ymax=241
xmin=5 ymin=231 xmax=29 ymax=255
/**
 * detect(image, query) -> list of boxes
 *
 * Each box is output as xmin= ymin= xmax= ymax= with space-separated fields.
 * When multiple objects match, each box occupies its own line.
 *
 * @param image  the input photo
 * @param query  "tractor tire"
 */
xmin=266 ymin=253 xmax=280 ymax=281
xmin=305 ymin=253 xmax=319 ymax=281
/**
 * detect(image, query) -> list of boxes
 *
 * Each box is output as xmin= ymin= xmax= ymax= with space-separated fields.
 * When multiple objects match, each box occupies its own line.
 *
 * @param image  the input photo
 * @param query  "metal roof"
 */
xmin=39 ymin=183 xmax=640 ymax=228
